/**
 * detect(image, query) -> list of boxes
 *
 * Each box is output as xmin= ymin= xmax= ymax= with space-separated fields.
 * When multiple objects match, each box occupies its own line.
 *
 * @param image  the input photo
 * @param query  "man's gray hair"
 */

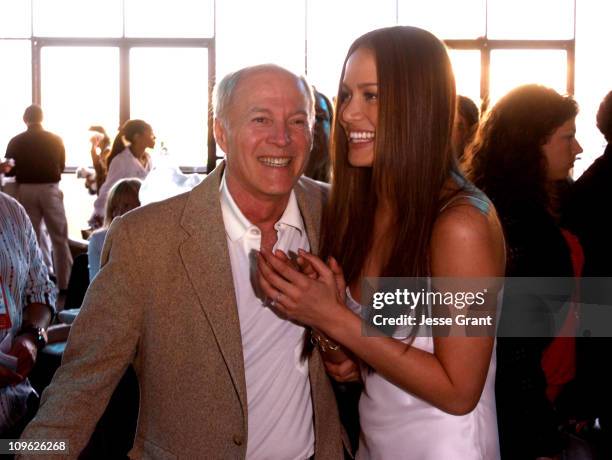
xmin=213 ymin=64 xmax=315 ymax=128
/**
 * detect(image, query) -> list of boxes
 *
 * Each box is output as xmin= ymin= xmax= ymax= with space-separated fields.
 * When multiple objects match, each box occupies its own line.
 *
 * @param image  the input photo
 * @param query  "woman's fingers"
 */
xmin=260 ymin=249 xmax=308 ymax=287
xmin=297 ymin=250 xmax=333 ymax=282
xmin=328 ymin=256 xmax=347 ymax=298
xmin=296 ymin=256 xmax=318 ymax=279
xmin=257 ymin=253 xmax=302 ymax=301
xmin=257 ymin=267 xmax=296 ymax=315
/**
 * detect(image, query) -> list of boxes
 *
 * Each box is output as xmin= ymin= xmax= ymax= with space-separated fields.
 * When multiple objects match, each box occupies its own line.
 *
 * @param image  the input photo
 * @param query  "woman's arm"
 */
xmin=258 ymin=204 xmax=505 ymax=414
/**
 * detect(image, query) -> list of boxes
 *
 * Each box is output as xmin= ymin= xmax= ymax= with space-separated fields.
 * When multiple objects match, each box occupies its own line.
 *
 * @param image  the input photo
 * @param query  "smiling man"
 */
xmin=20 ymin=65 xmax=344 ymax=459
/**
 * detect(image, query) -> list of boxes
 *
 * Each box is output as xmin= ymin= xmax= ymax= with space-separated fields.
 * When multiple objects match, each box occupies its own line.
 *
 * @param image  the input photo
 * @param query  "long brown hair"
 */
xmin=467 ymin=84 xmax=578 ymax=214
xmin=321 ymin=26 xmax=457 ymax=282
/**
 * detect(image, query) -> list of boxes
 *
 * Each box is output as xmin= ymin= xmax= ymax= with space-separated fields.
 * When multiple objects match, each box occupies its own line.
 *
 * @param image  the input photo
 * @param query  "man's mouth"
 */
xmin=259 ymin=157 xmax=292 ymax=167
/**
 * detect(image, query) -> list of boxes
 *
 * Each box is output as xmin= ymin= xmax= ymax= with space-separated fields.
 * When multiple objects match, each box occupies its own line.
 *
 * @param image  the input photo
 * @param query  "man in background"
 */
xmin=4 ymin=105 xmax=72 ymax=292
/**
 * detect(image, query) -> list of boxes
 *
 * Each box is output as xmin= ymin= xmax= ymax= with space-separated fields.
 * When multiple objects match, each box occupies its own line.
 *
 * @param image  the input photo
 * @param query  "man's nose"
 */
xmin=268 ymin=122 xmax=291 ymax=146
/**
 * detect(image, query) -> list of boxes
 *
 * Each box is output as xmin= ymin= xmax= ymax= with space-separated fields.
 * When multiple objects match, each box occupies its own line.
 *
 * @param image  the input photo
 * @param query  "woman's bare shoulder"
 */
xmin=431 ymin=200 xmax=506 ymax=277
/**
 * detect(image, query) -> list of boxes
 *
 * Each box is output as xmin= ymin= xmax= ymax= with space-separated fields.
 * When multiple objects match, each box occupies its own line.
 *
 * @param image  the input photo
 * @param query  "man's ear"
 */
xmin=214 ymin=118 xmax=229 ymax=154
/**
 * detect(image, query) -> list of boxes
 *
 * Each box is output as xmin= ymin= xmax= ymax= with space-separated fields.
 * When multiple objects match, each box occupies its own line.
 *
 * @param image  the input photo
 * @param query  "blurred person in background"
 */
xmin=89 ymin=119 xmax=154 ymax=228
xmin=453 ymin=95 xmax=480 ymax=162
xmin=563 ymin=89 xmax=612 ymax=457
xmin=469 ymin=84 xmax=584 ymax=460
xmin=304 ymin=88 xmax=333 ymax=182
xmin=0 ymin=192 xmax=55 ymax=436
xmin=4 ymin=104 xmax=72 ymax=292
xmin=88 ymin=178 xmax=142 ymax=281
xmin=88 ymin=125 xmax=112 ymax=195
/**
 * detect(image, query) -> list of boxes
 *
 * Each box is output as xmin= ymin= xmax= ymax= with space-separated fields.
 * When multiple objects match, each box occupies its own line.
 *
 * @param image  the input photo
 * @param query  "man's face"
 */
xmin=215 ymin=69 xmax=313 ymax=204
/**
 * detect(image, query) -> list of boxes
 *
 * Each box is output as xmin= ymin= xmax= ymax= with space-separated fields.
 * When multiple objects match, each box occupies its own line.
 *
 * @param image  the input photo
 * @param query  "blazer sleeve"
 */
xmin=19 ymin=216 xmax=144 ymax=459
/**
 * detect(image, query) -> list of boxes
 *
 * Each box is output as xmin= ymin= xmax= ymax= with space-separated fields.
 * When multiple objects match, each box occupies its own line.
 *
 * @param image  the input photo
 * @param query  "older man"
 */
xmin=20 ymin=65 xmax=344 ymax=459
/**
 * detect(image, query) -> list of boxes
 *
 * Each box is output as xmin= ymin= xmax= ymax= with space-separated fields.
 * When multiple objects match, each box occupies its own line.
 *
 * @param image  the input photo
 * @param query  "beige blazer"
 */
xmin=20 ymin=164 xmax=344 ymax=459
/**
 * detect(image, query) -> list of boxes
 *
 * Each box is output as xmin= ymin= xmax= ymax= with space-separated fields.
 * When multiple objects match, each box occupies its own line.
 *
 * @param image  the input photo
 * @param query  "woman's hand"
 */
xmin=257 ymin=248 xmax=346 ymax=329
xmin=293 ymin=252 xmax=346 ymax=303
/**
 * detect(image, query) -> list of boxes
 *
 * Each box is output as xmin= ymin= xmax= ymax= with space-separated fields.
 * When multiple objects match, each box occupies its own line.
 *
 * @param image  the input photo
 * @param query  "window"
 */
xmin=2 ymin=0 xmax=588 ymax=175
xmin=33 ymin=0 xmax=123 ymax=37
xmin=40 ymin=47 xmax=120 ymax=166
xmin=489 ymin=50 xmax=567 ymax=105
xmin=125 ymin=0 xmax=214 ymax=38
xmin=448 ymin=50 xmax=481 ymax=109
xmin=306 ymin=0 xmax=396 ymax=100
xmin=216 ymin=0 xmax=305 ymax=78
xmin=487 ymin=0 xmax=574 ymax=39
xmin=4 ymin=1 xmax=215 ymax=170
xmin=0 ymin=1 xmax=31 ymax=38
xmin=0 ymin=41 xmax=32 ymax=154
xmin=399 ymin=0 xmax=485 ymax=39
xmin=130 ymin=47 xmax=208 ymax=167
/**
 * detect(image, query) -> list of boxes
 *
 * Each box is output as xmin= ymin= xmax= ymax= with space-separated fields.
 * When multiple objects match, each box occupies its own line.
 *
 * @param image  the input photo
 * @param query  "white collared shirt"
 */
xmin=220 ymin=175 xmax=314 ymax=460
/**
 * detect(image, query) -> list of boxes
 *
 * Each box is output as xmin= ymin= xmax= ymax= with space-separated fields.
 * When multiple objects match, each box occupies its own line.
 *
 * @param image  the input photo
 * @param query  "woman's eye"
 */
xmin=364 ymin=92 xmax=378 ymax=101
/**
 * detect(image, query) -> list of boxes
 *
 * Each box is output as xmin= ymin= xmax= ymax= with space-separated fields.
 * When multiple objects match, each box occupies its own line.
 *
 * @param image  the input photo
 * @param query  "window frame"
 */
xmin=445 ymin=37 xmax=575 ymax=112
xmin=3 ymin=0 xmax=578 ymax=172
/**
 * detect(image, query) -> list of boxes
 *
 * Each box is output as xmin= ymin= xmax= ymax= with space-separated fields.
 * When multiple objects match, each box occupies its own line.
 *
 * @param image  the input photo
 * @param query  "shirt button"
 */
xmin=233 ymin=434 xmax=243 ymax=446
xmin=250 ymin=228 xmax=260 ymax=236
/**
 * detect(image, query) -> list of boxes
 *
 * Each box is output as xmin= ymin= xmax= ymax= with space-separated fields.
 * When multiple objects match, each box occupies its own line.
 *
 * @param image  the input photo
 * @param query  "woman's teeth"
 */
xmin=349 ymin=131 xmax=375 ymax=142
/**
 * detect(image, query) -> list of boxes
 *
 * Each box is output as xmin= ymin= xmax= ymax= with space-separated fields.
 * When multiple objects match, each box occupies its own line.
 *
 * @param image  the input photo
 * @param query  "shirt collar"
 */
xmin=219 ymin=173 xmax=305 ymax=242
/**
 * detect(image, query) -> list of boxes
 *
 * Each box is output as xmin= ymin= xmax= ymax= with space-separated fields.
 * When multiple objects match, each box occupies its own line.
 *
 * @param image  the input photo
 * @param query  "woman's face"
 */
xmin=541 ymin=117 xmax=583 ymax=181
xmin=135 ymin=127 xmax=156 ymax=150
xmin=339 ymin=47 xmax=378 ymax=167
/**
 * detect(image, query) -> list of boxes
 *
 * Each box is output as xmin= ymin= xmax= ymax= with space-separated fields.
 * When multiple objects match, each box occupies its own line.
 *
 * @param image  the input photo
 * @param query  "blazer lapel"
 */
xmin=178 ymin=163 xmax=248 ymax=421
xmin=294 ymin=178 xmax=324 ymax=254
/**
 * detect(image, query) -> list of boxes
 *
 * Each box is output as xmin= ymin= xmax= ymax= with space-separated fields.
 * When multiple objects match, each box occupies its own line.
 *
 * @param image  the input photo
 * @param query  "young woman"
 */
xmin=257 ymin=26 xmax=505 ymax=459
xmin=90 ymin=119 xmax=154 ymax=228
xmin=88 ymin=178 xmax=142 ymax=280
xmin=469 ymin=84 xmax=583 ymax=460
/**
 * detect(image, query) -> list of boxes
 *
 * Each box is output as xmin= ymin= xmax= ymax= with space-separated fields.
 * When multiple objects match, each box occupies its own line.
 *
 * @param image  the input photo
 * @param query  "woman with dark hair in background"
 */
xmin=453 ymin=95 xmax=480 ymax=162
xmin=469 ymin=84 xmax=583 ymax=459
xmin=257 ymin=26 xmax=505 ymax=459
xmin=89 ymin=119 xmax=154 ymax=228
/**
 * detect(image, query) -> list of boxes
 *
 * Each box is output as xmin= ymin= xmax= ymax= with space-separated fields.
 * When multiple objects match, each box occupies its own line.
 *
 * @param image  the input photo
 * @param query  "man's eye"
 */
xmin=252 ymin=117 xmax=267 ymax=124
xmin=292 ymin=118 xmax=307 ymax=125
